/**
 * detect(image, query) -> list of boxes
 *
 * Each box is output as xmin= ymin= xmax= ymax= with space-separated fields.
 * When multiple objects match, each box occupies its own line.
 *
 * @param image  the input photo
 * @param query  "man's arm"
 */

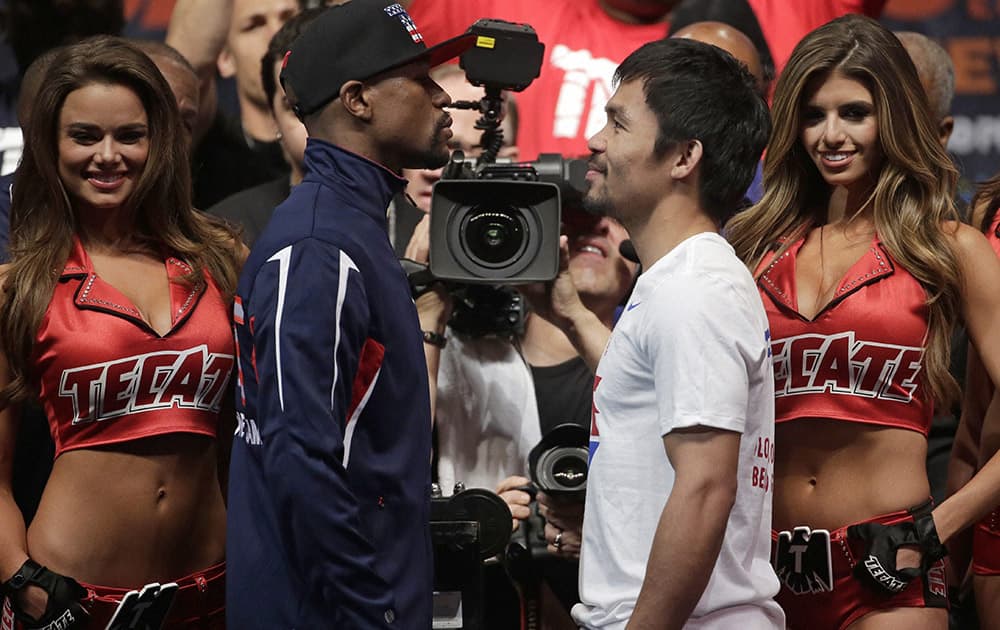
xmin=165 ymin=0 xmax=231 ymax=75
xmin=945 ymin=344 xmax=991 ymax=582
xmin=627 ymin=427 xmax=740 ymax=630
xmin=406 ymin=214 xmax=452 ymax=420
xmin=165 ymin=0 xmax=231 ymax=143
xmin=248 ymin=239 xmax=394 ymax=627
xmin=930 ymin=225 xmax=1000 ymax=543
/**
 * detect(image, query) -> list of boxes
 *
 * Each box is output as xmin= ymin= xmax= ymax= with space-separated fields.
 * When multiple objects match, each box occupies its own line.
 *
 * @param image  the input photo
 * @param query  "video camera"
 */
xmin=430 ymin=483 xmax=513 ymax=629
xmin=428 ymin=19 xmax=588 ymax=286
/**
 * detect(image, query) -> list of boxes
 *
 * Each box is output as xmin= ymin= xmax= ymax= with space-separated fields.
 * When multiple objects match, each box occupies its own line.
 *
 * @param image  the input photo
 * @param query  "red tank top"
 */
xmin=32 ymin=237 xmax=235 ymax=457
xmin=756 ymin=234 xmax=933 ymax=435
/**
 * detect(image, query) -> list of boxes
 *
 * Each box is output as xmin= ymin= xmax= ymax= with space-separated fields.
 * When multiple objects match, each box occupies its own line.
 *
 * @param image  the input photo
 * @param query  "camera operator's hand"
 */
xmin=495 ymin=475 xmax=533 ymax=532
xmin=404 ymin=213 xmax=432 ymax=264
xmin=416 ymin=284 xmax=452 ymax=335
xmin=406 ymin=213 xmax=453 ymax=332
xmin=407 ymin=214 xmax=452 ymax=331
xmin=520 ymin=236 xmax=611 ymax=372
xmin=520 ymin=236 xmax=586 ymax=329
xmin=538 ymin=491 xmax=583 ymax=559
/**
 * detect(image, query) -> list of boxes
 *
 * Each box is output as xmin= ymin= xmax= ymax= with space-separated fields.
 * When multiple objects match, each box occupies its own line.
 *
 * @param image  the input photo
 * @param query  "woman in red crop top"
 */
xmin=948 ymin=171 xmax=1000 ymax=626
xmin=0 ymin=37 xmax=243 ymax=629
xmin=727 ymin=16 xmax=1000 ymax=630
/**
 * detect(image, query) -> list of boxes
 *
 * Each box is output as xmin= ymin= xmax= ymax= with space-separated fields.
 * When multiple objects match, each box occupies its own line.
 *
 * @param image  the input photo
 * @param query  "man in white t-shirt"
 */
xmin=573 ymin=38 xmax=783 ymax=629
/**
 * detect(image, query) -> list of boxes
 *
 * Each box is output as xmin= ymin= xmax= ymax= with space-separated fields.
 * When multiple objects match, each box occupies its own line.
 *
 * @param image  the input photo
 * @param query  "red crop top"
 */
xmin=756 ymin=234 xmax=933 ymax=435
xmin=32 ymin=237 xmax=235 ymax=457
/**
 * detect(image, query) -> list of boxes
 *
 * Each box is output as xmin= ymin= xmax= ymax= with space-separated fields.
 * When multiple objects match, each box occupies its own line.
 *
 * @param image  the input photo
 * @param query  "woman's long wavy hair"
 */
xmin=1 ymin=36 xmax=241 ymax=405
xmin=726 ymin=15 xmax=962 ymax=409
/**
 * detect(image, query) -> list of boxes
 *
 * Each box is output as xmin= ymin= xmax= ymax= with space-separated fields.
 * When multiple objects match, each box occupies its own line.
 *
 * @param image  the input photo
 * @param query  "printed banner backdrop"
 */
xmin=881 ymin=0 xmax=1000 ymax=198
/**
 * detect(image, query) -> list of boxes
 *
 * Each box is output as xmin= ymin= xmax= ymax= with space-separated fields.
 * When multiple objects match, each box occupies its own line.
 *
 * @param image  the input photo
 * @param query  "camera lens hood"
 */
xmin=528 ymin=423 xmax=589 ymax=497
xmin=430 ymin=488 xmax=514 ymax=559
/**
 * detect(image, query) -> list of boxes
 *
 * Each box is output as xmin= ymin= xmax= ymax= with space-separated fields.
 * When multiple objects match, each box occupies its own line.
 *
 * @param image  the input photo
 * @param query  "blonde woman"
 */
xmin=727 ymin=15 xmax=1000 ymax=630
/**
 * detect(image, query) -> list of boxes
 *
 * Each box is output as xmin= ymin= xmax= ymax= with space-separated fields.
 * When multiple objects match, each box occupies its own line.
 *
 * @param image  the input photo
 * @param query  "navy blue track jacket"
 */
xmin=226 ymin=139 xmax=433 ymax=628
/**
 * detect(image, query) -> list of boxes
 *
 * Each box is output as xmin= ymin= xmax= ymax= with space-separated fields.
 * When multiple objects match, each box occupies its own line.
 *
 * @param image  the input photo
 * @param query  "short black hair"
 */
xmin=615 ymin=38 xmax=770 ymax=223
xmin=261 ymin=7 xmax=328 ymax=112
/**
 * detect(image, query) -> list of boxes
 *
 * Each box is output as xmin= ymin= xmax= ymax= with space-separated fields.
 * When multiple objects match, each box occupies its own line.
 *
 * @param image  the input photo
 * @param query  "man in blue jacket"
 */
xmin=225 ymin=1 xmax=473 ymax=627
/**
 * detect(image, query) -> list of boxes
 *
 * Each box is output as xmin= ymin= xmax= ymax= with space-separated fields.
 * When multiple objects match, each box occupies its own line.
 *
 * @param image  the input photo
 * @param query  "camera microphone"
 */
xmin=619 ymin=239 xmax=639 ymax=264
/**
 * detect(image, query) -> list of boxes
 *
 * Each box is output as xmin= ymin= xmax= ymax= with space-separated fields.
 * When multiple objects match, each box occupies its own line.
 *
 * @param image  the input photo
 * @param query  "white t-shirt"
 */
xmin=573 ymin=232 xmax=783 ymax=629
xmin=435 ymin=333 xmax=542 ymax=493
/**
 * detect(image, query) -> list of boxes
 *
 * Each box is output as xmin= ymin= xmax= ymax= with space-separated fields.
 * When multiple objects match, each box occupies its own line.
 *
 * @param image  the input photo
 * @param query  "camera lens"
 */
xmin=550 ymin=453 xmax=587 ymax=489
xmin=439 ymin=181 xmax=553 ymax=281
xmin=461 ymin=205 xmax=527 ymax=266
xmin=535 ymin=446 xmax=588 ymax=494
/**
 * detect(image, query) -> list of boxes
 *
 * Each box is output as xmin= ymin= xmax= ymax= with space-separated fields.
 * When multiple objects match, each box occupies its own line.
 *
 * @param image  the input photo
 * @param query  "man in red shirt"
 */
xmin=404 ymin=0 xmax=676 ymax=161
xmin=404 ymin=0 xmax=885 ymax=159
xmin=745 ymin=0 xmax=886 ymax=77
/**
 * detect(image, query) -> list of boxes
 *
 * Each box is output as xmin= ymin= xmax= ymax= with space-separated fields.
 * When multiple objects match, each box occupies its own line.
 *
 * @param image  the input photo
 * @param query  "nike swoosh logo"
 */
xmin=626 ymin=302 xmax=641 ymax=311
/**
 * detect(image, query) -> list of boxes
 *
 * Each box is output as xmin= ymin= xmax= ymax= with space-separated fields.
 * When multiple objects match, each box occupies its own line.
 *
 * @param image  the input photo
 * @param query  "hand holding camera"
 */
xmin=505 ymin=423 xmax=589 ymax=559
xmin=518 ymin=235 xmax=587 ymax=334
xmin=538 ymin=492 xmax=583 ymax=559
xmin=495 ymin=475 xmax=534 ymax=532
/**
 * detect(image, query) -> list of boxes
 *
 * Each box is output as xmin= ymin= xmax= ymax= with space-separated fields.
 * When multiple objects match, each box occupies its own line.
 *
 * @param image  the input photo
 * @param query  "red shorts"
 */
xmin=973 ymin=506 xmax=1000 ymax=576
xmin=1 ymin=561 xmax=224 ymax=630
xmin=772 ymin=508 xmax=948 ymax=630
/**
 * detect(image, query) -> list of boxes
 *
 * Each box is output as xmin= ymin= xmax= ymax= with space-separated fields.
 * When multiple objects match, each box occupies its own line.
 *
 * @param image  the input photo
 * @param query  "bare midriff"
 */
xmin=26 ymin=433 xmax=225 ymax=588
xmin=773 ymin=418 xmax=930 ymax=532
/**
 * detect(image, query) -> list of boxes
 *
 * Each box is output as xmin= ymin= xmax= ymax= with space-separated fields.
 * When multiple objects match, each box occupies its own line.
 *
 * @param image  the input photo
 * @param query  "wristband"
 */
xmin=422 ymin=330 xmax=447 ymax=348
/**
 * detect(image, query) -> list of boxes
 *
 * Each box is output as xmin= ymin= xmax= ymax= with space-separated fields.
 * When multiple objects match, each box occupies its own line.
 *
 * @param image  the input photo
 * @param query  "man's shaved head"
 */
xmin=672 ymin=21 xmax=764 ymax=94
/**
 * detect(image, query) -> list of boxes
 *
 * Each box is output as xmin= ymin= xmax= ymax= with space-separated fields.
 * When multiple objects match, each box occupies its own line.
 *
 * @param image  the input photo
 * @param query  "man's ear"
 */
xmin=670 ymin=139 xmax=703 ymax=180
xmin=281 ymin=82 xmax=306 ymax=123
xmin=339 ymin=80 xmax=373 ymax=122
xmin=217 ymin=47 xmax=237 ymax=80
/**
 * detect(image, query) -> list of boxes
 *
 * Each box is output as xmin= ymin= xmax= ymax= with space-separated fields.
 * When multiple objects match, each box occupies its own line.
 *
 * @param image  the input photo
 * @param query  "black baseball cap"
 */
xmin=280 ymin=0 xmax=476 ymax=117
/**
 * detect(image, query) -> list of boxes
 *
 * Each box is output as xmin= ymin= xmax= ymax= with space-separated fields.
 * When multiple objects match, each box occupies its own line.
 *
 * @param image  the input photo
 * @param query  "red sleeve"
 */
xmin=407 ymin=0 xmax=505 ymax=46
xmin=839 ymin=0 xmax=888 ymax=17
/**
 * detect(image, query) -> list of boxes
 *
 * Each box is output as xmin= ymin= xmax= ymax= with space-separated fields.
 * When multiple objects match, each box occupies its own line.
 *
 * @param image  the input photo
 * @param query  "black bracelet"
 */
xmin=422 ymin=330 xmax=447 ymax=348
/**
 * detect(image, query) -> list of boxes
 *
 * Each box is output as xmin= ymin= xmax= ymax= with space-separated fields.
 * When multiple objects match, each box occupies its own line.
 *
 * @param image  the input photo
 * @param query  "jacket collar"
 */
xmin=301 ymin=138 xmax=407 ymax=229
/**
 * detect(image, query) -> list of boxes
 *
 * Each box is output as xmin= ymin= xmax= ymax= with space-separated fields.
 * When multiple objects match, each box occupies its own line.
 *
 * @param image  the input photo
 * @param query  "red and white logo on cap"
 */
xmin=384 ymin=3 xmax=423 ymax=43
